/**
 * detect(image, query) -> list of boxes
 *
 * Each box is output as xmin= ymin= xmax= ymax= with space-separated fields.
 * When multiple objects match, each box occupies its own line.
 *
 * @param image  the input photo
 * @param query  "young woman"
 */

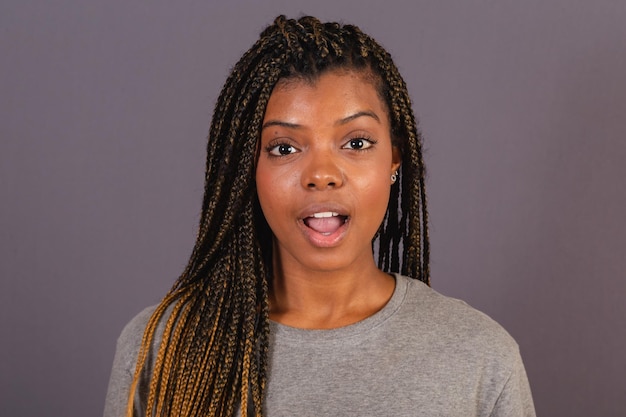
xmin=104 ymin=15 xmax=535 ymax=417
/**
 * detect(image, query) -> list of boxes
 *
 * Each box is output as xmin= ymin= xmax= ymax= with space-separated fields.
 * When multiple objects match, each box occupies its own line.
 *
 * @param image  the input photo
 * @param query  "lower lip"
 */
xmin=299 ymin=218 xmax=349 ymax=248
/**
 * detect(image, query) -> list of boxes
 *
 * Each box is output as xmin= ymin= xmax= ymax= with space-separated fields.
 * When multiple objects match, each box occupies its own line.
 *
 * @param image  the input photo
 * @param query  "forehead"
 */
xmin=275 ymin=68 xmax=379 ymax=89
xmin=266 ymin=69 xmax=388 ymax=118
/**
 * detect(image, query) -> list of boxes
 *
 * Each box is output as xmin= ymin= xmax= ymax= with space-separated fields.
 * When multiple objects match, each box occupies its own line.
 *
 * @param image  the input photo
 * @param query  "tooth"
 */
xmin=312 ymin=212 xmax=339 ymax=218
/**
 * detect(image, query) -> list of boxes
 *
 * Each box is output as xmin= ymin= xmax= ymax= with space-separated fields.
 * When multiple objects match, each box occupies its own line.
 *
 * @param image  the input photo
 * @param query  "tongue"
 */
xmin=305 ymin=216 xmax=344 ymax=234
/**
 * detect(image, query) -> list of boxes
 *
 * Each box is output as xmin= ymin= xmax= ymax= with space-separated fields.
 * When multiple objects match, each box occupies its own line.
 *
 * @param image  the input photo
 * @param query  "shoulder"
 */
xmin=113 ymin=305 xmax=159 ymax=373
xmin=396 ymin=274 xmax=521 ymax=363
xmin=391 ymin=275 xmax=535 ymax=415
xmin=119 ymin=305 xmax=158 ymax=340
xmin=104 ymin=305 xmax=159 ymax=417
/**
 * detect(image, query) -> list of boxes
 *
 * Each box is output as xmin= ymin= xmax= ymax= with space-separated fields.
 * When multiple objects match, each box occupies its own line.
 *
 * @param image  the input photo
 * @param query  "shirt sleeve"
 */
xmin=489 ymin=351 xmax=536 ymax=417
xmin=103 ymin=334 xmax=135 ymax=417
xmin=103 ymin=307 xmax=155 ymax=417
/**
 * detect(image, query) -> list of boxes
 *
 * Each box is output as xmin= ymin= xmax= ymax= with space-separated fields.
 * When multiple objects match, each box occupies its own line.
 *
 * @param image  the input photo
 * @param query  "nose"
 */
xmin=301 ymin=152 xmax=344 ymax=190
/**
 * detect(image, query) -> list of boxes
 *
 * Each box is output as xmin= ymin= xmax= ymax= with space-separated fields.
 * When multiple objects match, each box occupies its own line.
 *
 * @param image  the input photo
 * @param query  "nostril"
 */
xmin=307 ymin=181 xmax=336 ymax=189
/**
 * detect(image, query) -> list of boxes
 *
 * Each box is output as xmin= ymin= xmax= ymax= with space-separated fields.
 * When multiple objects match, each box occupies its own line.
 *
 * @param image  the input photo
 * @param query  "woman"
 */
xmin=104 ymin=15 xmax=535 ymax=417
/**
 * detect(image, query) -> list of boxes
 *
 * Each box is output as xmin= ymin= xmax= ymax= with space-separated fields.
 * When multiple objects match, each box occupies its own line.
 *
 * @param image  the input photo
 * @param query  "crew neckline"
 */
xmin=269 ymin=273 xmax=409 ymax=343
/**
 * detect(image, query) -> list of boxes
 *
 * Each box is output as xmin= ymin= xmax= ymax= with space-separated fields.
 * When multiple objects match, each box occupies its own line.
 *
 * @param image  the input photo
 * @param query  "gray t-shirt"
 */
xmin=104 ymin=274 xmax=535 ymax=416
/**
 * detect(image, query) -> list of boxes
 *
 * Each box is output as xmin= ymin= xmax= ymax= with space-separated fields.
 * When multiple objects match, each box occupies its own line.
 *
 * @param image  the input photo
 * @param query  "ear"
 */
xmin=391 ymin=144 xmax=402 ymax=175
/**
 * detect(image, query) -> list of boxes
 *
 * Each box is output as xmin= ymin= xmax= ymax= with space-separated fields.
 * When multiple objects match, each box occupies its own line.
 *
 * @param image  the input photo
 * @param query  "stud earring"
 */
xmin=391 ymin=170 xmax=399 ymax=184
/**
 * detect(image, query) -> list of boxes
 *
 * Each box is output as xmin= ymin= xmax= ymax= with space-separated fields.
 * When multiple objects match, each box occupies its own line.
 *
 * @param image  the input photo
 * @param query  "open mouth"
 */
xmin=303 ymin=212 xmax=349 ymax=236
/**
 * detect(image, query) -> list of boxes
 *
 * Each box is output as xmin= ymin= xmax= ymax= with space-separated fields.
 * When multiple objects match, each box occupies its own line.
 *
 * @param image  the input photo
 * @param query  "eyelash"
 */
xmin=264 ymin=135 xmax=378 ymax=158
xmin=265 ymin=141 xmax=299 ymax=157
xmin=342 ymin=135 xmax=377 ymax=151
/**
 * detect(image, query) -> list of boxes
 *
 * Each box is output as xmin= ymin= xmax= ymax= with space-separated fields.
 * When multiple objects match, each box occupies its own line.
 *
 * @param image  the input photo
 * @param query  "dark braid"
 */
xmin=128 ymin=15 xmax=429 ymax=417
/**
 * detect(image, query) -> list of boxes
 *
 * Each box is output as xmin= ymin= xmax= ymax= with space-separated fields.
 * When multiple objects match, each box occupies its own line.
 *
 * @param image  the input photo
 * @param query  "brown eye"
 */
xmin=278 ymin=144 xmax=293 ymax=155
xmin=351 ymin=139 xmax=364 ymax=149
xmin=342 ymin=137 xmax=375 ymax=150
xmin=268 ymin=143 xmax=298 ymax=156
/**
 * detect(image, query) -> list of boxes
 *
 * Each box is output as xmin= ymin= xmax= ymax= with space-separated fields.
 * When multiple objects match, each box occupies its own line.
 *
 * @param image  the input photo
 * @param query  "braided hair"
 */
xmin=127 ymin=15 xmax=429 ymax=417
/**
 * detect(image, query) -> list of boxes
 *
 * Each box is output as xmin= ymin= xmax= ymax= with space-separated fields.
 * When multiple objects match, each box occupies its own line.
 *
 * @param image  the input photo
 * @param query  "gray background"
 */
xmin=1 ymin=0 xmax=625 ymax=416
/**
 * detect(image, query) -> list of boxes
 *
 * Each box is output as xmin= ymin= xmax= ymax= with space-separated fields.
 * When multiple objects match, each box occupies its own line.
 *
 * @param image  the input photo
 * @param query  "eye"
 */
xmin=342 ymin=137 xmax=376 ymax=150
xmin=267 ymin=143 xmax=299 ymax=156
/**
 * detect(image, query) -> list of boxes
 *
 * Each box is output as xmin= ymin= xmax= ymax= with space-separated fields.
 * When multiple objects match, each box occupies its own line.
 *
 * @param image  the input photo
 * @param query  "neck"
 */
xmin=269 ymin=259 xmax=395 ymax=329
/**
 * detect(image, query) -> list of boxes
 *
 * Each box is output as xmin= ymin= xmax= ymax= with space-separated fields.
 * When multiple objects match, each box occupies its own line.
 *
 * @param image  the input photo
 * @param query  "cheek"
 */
xmin=255 ymin=165 xmax=294 ymax=227
xmin=356 ymin=169 xmax=392 ymax=218
xmin=256 ymin=168 xmax=275 ymax=216
xmin=372 ymin=179 xmax=392 ymax=211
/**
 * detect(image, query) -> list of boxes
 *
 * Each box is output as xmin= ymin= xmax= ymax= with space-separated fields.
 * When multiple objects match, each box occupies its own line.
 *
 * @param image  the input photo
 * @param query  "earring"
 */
xmin=391 ymin=170 xmax=398 ymax=184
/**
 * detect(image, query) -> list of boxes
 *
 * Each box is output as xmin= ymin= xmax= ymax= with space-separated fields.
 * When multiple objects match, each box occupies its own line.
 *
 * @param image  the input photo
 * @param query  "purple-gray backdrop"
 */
xmin=1 ymin=1 xmax=625 ymax=416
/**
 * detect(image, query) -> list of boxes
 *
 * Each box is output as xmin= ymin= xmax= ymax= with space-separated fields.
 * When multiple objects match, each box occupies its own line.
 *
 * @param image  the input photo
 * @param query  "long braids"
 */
xmin=127 ymin=15 xmax=429 ymax=417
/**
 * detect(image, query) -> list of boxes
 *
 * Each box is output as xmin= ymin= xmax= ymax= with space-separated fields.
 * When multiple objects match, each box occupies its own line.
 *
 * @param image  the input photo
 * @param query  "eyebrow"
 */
xmin=261 ymin=120 xmax=301 ymax=130
xmin=261 ymin=110 xmax=380 ymax=131
xmin=335 ymin=110 xmax=380 ymax=126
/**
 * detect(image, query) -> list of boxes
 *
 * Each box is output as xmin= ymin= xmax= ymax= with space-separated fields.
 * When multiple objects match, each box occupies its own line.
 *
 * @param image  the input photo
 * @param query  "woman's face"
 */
xmin=256 ymin=70 xmax=401 ymax=275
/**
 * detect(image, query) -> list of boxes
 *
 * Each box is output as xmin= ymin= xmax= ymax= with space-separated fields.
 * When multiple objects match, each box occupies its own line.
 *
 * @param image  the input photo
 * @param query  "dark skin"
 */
xmin=256 ymin=70 xmax=401 ymax=329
